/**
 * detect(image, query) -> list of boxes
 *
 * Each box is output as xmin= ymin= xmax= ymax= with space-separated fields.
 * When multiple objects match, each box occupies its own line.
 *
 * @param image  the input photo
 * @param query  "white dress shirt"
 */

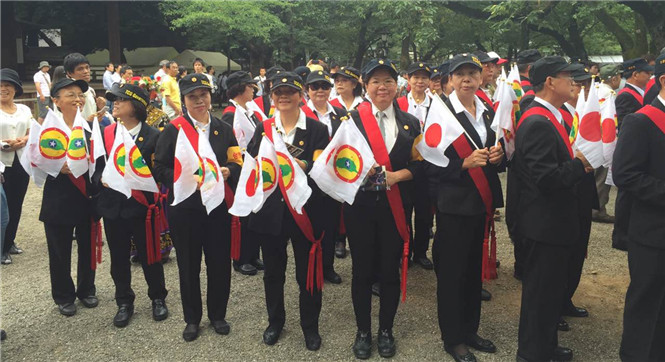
xmin=336 ymin=95 xmax=364 ymax=111
xmin=449 ymin=91 xmax=488 ymax=145
xmin=126 ymin=122 xmax=142 ymax=140
xmin=307 ymin=99 xmax=336 ymax=136
xmin=406 ymin=91 xmax=431 ymax=129
xmin=371 ymin=103 xmax=398 ymax=153
xmin=275 ymin=110 xmax=306 ymax=145
xmin=192 ymin=113 xmax=211 ymax=135
xmin=625 ymin=81 xmax=645 ymax=97
xmin=533 ymin=97 xmax=564 ymax=125
xmin=0 ymin=104 xmax=33 ymax=165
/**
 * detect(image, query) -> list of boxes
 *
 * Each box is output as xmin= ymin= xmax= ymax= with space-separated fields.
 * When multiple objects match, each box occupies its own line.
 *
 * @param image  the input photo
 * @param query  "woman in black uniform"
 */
xmin=97 ymin=83 xmax=168 ymax=328
xmin=246 ymin=72 xmax=329 ymax=351
xmin=153 ymin=74 xmax=242 ymax=342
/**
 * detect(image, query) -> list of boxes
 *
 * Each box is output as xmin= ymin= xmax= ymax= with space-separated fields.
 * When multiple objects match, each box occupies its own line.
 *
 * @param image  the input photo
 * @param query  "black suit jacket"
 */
xmin=153 ymin=114 xmax=242 ymax=210
xmin=511 ymin=102 xmax=587 ymax=245
xmin=220 ymin=104 xmax=261 ymax=128
xmin=616 ymin=83 xmax=644 ymax=128
xmin=429 ymin=98 xmax=504 ymax=217
xmin=643 ymin=81 xmax=658 ymax=106
xmin=96 ymin=123 xmax=160 ymax=220
xmin=612 ymin=98 xmax=665 ymax=249
xmin=347 ymin=101 xmax=422 ymax=209
xmin=246 ymin=117 xmax=330 ymax=235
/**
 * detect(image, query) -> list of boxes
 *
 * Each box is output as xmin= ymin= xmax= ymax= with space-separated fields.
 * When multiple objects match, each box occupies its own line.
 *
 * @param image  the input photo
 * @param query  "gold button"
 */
xmin=404 ymin=125 xmax=409 ymax=130
xmin=378 ymin=60 xmax=384 ymax=64
xmin=299 ymin=140 xmax=304 ymax=146
xmin=419 ymin=63 xmax=423 ymax=67
xmin=282 ymin=78 xmax=287 ymax=82
xmin=138 ymin=136 xmax=144 ymax=142
xmin=214 ymin=130 xmax=219 ymax=135
xmin=191 ymin=77 xmax=197 ymax=82
xmin=318 ymin=71 xmax=323 ymax=75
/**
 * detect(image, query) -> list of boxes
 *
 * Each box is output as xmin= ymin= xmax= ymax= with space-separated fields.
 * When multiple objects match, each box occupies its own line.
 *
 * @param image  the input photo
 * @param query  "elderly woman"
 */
xmin=0 ymin=69 xmax=31 ymax=265
xmin=330 ymin=66 xmax=364 ymax=111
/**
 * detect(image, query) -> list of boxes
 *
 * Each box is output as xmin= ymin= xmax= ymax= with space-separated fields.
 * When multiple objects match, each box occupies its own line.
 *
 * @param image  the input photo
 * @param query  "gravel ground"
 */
xmin=1 ymin=173 xmax=627 ymax=361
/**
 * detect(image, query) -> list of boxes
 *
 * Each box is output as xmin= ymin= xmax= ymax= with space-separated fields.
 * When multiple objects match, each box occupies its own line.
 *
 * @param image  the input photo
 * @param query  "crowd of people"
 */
xmin=0 ymin=46 xmax=664 ymax=362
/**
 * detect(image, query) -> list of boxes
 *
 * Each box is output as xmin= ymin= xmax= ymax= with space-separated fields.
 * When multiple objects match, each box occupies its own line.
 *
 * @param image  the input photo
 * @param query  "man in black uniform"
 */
xmin=516 ymin=49 xmax=542 ymax=110
xmin=512 ymin=56 xmax=592 ymax=362
xmin=615 ymin=53 xmax=665 ymax=362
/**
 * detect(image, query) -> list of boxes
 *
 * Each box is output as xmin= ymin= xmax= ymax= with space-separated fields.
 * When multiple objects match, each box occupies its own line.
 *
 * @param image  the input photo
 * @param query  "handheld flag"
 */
xmin=229 ymin=151 xmax=263 ymax=216
xmin=198 ymin=129 xmax=226 ymax=214
xmin=254 ymin=136 xmax=279 ymax=212
xmin=576 ymin=81 xmax=604 ymax=168
xmin=310 ymin=118 xmax=376 ymax=204
xmin=570 ymin=88 xmax=586 ymax=145
xmin=88 ymin=116 xmax=106 ymax=178
xmin=121 ymin=126 xmax=159 ymax=193
xmin=34 ymin=109 xmax=70 ymax=177
xmin=415 ymin=93 xmax=466 ymax=167
xmin=19 ymin=120 xmax=48 ymax=187
xmin=491 ymin=79 xmax=518 ymax=160
xmin=508 ymin=64 xmax=524 ymax=102
xmin=172 ymin=127 xmax=200 ymax=206
xmin=66 ymin=108 xmax=90 ymax=178
xmin=271 ymin=124 xmax=312 ymax=213
xmin=101 ymin=123 xmax=131 ymax=198
xmin=233 ymin=107 xmax=256 ymax=150
xmin=600 ymin=93 xmax=617 ymax=167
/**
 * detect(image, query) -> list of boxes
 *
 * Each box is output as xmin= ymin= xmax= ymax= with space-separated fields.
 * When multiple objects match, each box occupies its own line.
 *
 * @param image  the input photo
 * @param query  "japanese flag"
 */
xmin=101 ymin=123 xmax=131 ymax=198
xmin=600 ymin=93 xmax=617 ymax=167
xmin=171 ymin=127 xmax=200 ymax=206
xmin=229 ymin=151 xmax=263 ymax=217
xmin=87 ymin=116 xmax=106 ymax=178
xmin=576 ymin=82 xmax=604 ymax=168
xmin=233 ymin=107 xmax=256 ymax=150
xmin=19 ymin=119 xmax=48 ymax=187
xmin=415 ymin=93 xmax=465 ymax=167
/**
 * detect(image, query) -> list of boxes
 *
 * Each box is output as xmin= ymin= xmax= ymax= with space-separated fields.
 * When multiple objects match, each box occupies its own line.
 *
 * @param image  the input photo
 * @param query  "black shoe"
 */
xmin=183 ymin=323 xmax=199 ymax=342
xmin=160 ymin=255 xmax=170 ymax=264
xmin=152 ymin=299 xmax=168 ymax=321
xmin=414 ymin=255 xmax=434 ymax=270
xmin=466 ymin=334 xmax=496 ymax=353
xmin=263 ymin=325 xmax=282 ymax=345
xmin=444 ymin=344 xmax=477 ymax=362
xmin=1 ymin=253 xmax=11 ymax=265
xmin=211 ymin=320 xmax=230 ymax=335
xmin=513 ymin=270 xmax=523 ymax=281
xmin=563 ymin=304 xmax=588 ymax=318
xmin=481 ymin=288 xmax=492 ymax=301
xmin=495 ymin=259 xmax=500 ymax=268
xmin=335 ymin=242 xmax=347 ymax=258
xmin=1 ymin=329 xmax=6 ymax=341
xmin=324 ymin=269 xmax=342 ymax=284
xmin=551 ymin=346 xmax=573 ymax=361
xmin=592 ymin=213 xmax=615 ymax=223
xmin=557 ymin=318 xmax=570 ymax=332
xmin=9 ymin=245 xmax=23 ymax=255
xmin=80 ymin=295 xmax=99 ymax=308
xmin=113 ymin=304 xmax=134 ymax=328
xmin=58 ymin=302 xmax=77 ymax=316
xmin=377 ymin=329 xmax=396 ymax=358
xmin=371 ymin=282 xmax=381 ymax=297
xmin=304 ymin=330 xmax=321 ymax=351
xmin=252 ymin=258 xmax=265 ymax=270
xmin=235 ymin=263 xmax=258 ymax=276
xmin=352 ymin=330 xmax=372 ymax=359
xmin=130 ymin=255 xmax=139 ymax=264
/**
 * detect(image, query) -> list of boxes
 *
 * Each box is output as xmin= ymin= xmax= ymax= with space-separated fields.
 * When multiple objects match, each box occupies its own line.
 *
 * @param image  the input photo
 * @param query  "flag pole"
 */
xmin=431 ymin=92 xmax=481 ymax=150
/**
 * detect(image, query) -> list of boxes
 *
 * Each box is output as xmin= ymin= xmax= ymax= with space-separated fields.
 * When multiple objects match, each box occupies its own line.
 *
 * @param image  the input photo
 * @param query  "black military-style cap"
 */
xmin=439 ymin=60 xmax=451 ymax=76
xmin=529 ymin=56 xmax=577 ymax=86
xmin=306 ymin=70 xmax=332 ymax=85
xmin=362 ymin=59 xmax=398 ymax=80
xmin=105 ymin=83 xmax=149 ymax=108
xmin=178 ymin=73 xmax=213 ymax=96
xmin=430 ymin=66 xmax=442 ymax=79
xmin=226 ymin=71 xmax=256 ymax=90
xmin=266 ymin=66 xmax=286 ymax=81
xmin=293 ymin=66 xmax=311 ymax=81
xmin=570 ymin=63 xmax=592 ymax=82
xmin=0 ymin=68 xmax=24 ymax=96
xmin=271 ymin=72 xmax=304 ymax=92
xmin=516 ymin=49 xmax=542 ymax=65
xmin=622 ymin=58 xmax=654 ymax=74
xmin=332 ymin=66 xmax=361 ymax=81
xmin=472 ymin=50 xmax=498 ymax=64
xmin=50 ymin=78 xmax=89 ymax=98
xmin=448 ymin=53 xmax=483 ymax=74
xmin=406 ymin=62 xmax=432 ymax=76
xmin=655 ymin=53 xmax=665 ymax=77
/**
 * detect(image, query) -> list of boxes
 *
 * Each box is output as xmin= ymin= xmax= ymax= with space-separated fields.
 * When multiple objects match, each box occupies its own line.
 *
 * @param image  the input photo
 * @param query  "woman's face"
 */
xmin=271 ymin=86 xmax=301 ymax=112
xmin=53 ymin=85 xmax=85 ymax=113
xmin=184 ymin=88 xmax=211 ymax=115
xmin=408 ymin=70 xmax=430 ymax=94
xmin=450 ymin=65 xmax=481 ymax=97
xmin=334 ymin=76 xmax=356 ymax=97
xmin=241 ymin=84 xmax=256 ymax=102
xmin=112 ymin=98 xmax=134 ymax=120
xmin=307 ymin=81 xmax=332 ymax=105
xmin=0 ymin=81 xmax=16 ymax=103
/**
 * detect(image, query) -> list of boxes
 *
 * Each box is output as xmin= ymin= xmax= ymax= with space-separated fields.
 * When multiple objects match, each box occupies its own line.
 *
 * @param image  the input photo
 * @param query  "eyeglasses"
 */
xmin=59 ymin=92 xmax=86 ymax=100
xmin=309 ymin=83 xmax=332 ymax=91
xmin=551 ymin=76 xmax=574 ymax=82
xmin=273 ymin=88 xmax=300 ymax=97
xmin=367 ymin=79 xmax=397 ymax=87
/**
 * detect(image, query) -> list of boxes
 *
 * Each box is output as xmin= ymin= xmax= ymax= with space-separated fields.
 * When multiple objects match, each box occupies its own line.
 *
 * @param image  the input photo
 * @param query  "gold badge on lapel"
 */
xmin=299 ymin=140 xmax=304 ymax=146
xmin=214 ymin=130 xmax=219 ymax=135
xmin=404 ymin=125 xmax=409 ymax=130
xmin=138 ymin=136 xmax=144 ymax=142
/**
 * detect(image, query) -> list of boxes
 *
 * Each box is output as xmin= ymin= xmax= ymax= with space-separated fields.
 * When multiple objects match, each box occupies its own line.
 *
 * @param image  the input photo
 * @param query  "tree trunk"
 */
xmin=107 ymin=2 xmax=121 ymax=65
xmin=353 ymin=8 xmax=373 ymax=68
xmin=400 ymin=33 xmax=412 ymax=70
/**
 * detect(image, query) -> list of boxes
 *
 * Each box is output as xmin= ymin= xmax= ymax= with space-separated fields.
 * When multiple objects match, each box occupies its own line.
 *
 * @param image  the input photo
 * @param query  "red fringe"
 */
xmin=401 ymin=238 xmax=409 ymax=302
xmin=230 ymin=216 xmax=241 ymax=261
xmin=481 ymin=213 xmax=498 ymax=281
xmin=306 ymin=233 xmax=325 ymax=294
xmin=90 ymin=219 xmax=102 ymax=270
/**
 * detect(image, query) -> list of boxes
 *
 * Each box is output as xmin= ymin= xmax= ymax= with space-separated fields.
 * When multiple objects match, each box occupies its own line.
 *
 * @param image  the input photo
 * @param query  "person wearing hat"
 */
xmin=616 ymin=58 xmax=654 ymax=127
xmin=598 ymin=64 xmax=622 ymax=103
xmin=438 ymin=61 xmax=454 ymax=102
xmin=304 ymin=69 xmax=347 ymax=284
xmin=427 ymin=54 xmax=504 ymax=362
xmin=429 ymin=66 xmax=444 ymax=97
xmin=516 ymin=50 xmax=543 ymax=110
xmin=97 ymin=83 xmax=168 ymax=328
xmin=342 ymin=58 xmax=421 ymax=359
xmin=642 ymin=50 xmax=665 ymax=106
xmin=33 ymin=61 xmax=52 ymax=123
xmin=472 ymin=51 xmax=498 ymax=107
xmin=0 ymin=69 xmax=32 ymax=265
xmin=221 ymin=70 xmax=264 ymax=276
xmin=330 ymin=66 xmax=364 ymax=111
xmin=40 ymin=78 xmax=101 ymax=316
xmin=396 ymin=62 xmax=435 ymax=270
xmin=509 ymin=56 xmax=592 ymax=362
xmin=245 ymin=72 xmax=329 ymax=351
xmin=614 ymin=53 xmax=665 ymax=362
xmin=253 ymin=66 xmax=285 ymax=119
xmin=153 ymin=74 xmax=243 ymax=341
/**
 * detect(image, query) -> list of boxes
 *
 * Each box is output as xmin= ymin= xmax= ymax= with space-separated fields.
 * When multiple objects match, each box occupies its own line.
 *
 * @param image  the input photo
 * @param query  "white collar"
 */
xmin=307 ymin=99 xmax=335 ymax=117
xmin=449 ymin=91 xmax=486 ymax=119
xmin=371 ymin=102 xmax=395 ymax=120
xmin=127 ymin=122 xmax=142 ymax=137
xmin=407 ymin=91 xmax=431 ymax=107
xmin=534 ymin=97 xmax=564 ymax=124
xmin=275 ymin=109 xmax=307 ymax=132
xmin=658 ymin=95 xmax=665 ymax=108
xmin=626 ymin=82 xmax=645 ymax=96
xmin=230 ymin=99 xmax=248 ymax=113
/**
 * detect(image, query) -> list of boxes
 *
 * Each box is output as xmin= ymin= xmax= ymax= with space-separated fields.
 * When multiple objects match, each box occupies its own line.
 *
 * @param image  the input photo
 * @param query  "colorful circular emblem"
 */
xmin=333 ymin=145 xmax=363 ymax=183
xmin=39 ymin=127 xmax=69 ymax=160
xmin=245 ymin=159 xmax=260 ymax=197
xmin=129 ymin=146 xmax=151 ymax=178
xmin=276 ymin=152 xmax=294 ymax=190
xmin=202 ymin=158 xmax=219 ymax=183
xmin=113 ymin=144 xmax=126 ymax=176
xmin=261 ymin=157 xmax=277 ymax=192
xmin=66 ymin=126 xmax=87 ymax=160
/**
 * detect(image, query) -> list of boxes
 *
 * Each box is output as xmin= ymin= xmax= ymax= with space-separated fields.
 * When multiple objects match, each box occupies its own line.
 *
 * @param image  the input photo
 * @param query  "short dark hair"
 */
xmin=517 ymin=63 xmax=529 ymax=74
xmin=352 ymin=82 xmax=363 ymax=97
xmin=439 ymin=74 xmax=449 ymax=88
xmin=643 ymin=53 xmax=656 ymax=63
xmin=206 ymin=65 xmax=214 ymax=74
xmin=105 ymin=61 xmax=114 ymax=68
xmin=227 ymin=82 xmax=249 ymax=99
xmin=193 ymin=58 xmax=205 ymax=67
xmin=127 ymin=99 xmax=148 ymax=122
xmin=166 ymin=61 xmax=177 ymax=69
xmin=533 ymin=83 xmax=545 ymax=93
xmin=63 ymin=53 xmax=90 ymax=74
xmin=120 ymin=66 xmax=132 ymax=76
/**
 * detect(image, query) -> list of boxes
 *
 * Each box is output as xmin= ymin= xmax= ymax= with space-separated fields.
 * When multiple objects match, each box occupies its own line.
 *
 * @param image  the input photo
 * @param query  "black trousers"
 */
xmin=513 ymin=235 xmax=526 ymax=278
xmin=257 ymin=210 xmax=322 ymax=334
xmin=620 ymin=241 xmax=665 ymax=362
xmin=407 ymin=178 xmax=434 ymax=259
xmin=2 ymin=156 xmax=30 ymax=253
xmin=320 ymin=196 xmax=340 ymax=271
xmin=168 ymin=205 xmax=231 ymax=325
xmin=345 ymin=195 xmax=403 ymax=332
xmin=517 ymin=240 xmax=573 ymax=361
xmin=433 ymin=213 xmax=485 ymax=346
xmin=104 ymin=217 xmax=167 ymax=306
xmin=563 ymin=208 xmax=592 ymax=310
xmin=236 ymin=217 xmax=260 ymax=265
xmin=44 ymin=222 xmax=96 ymax=304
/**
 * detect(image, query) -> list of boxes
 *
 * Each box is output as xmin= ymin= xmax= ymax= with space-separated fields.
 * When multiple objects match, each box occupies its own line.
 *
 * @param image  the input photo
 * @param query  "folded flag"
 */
xmin=508 ymin=64 xmax=523 ymax=101
xmin=570 ymin=88 xmax=586 ymax=145
xmin=415 ymin=93 xmax=465 ymax=167
xmin=172 ymin=127 xmax=200 ymax=206
xmin=576 ymin=81 xmax=604 ymax=168
xmin=271 ymin=124 xmax=312 ymax=213
xmin=101 ymin=123 xmax=131 ymax=198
